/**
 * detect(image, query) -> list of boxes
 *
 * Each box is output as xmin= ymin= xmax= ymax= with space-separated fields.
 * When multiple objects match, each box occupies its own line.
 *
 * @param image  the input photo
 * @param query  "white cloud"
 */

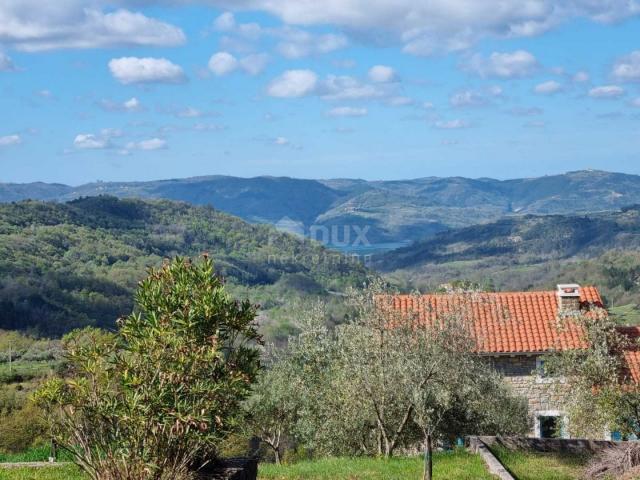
xmin=213 ymin=12 xmax=236 ymax=32
xmin=573 ymin=71 xmax=589 ymax=83
xmin=267 ymin=69 xmax=318 ymax=97
xmin=422 ymin=101 xmax=434 ymax=109
xmin=208 ymin=51 xmax=268 ymax=76
xmin=99 ymin=97 xmax=143 ymax=112
xmin=433 ymin=119 xmax=470 ymax=129
xmin=74 ymin=133 xmax=110 ymax=150
xmin=211 ymin=13 xmax=347 ymax=58
xmin=108 ymin=57 xmax=186 ymax=85
xmin=187 ymin=1 xmax=640 ymax=56
xmin=368 ymin=65 xmax=397 ymax=83
xmin=129 ymin=138 xmax=167 ymax=150
xmin=73 ymin=128 xmax=123 ymax=150
xmin=464 ymin=50 xmax=538 ymax=78
xmin=588 ymin=85 xmax=625 ymax=98
xmin=239 ymin=53 xmax=269 ymax=75
xmin=534 ymin=80 xmax=562 ymax=94
xmin=450 ymin=90 xmax=485 ymax=107
xmin=327 ymin=106 xmax=368 ymax=117
xmin=0 ymin=52 xmax=16 ymax=71
xmin=631 ymin=98 xmax=640 ymax=107
xmin=277 ymin=31 xmax=348 ymax=58
xmin=273 ymin=136 xmax=289 ymax=146
xmin=0 ymin=134 xmax=21 ymax=146
xmin=612 ymin=51 xmax=640 ymax=83
xmin=208 ymin=52 xmax=239 ymax=76
xmin=321 ymin=75 xmax=386 ymax=100
xmin=0 ymin=1 xmax=185 ymax=51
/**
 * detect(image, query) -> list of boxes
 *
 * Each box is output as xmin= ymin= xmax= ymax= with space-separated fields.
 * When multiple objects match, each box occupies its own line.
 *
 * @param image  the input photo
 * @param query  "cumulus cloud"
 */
xmin=588 ymin=85 xmax=625 ymax=98
xmin=573 ymin=71 xmax=590 ymax=82
xmin=463 ymin=50 xmax=538 ymax=78
xmin=0 ymin=1 xmax=185 ymax=51
xmin=191 ymin=1 xmax=640 ymax=56
xmin=327 ymin=106 xmax=368 ymax=117
xmin=74 ymin=133 xmax=110 ymax=150
xmin=612 ymin=51 xmax=640 ymax=83
xmin=212 ymin=12 xmax=347 ymax=58
xmin=0 ymin=52 xmax=16 ymax=71
xmin=273 ymin=136 xmax=289 ymax=146
xmin=368 ymin=65 xmax=397 ymax=83
xmin=321 ymin=75 xmax=386 ymax=100
xmin=213 ymin=12 xmax=236 ymax=32
xmin=0 ymin=134 xmax=21 ymax=146
xmin=108 ymin=57 xmax=186 ymax=85
xmin=267 ymin=69 xmax=318 ymax=97
xmin=99 ymin=97 xmax=143 ymax=112
xmin=208 ymin=51 xmax=268 ymax=76
xmin=126 ymin=138 xmax=167 ymax=151
xmin=208 ymin=52 xmax=239 ymax=76
xmin=73 ymin=128 xmax=123 ymax=150
xmin=534 ymin=80 xmax=562 ymax=94
xmin=276 ymin=30 xmax=348 ymax=58
xmin=450 ymin=90 xmax=485 ymax=107
xmin=433 ymin=119 xmax=470 ymax=129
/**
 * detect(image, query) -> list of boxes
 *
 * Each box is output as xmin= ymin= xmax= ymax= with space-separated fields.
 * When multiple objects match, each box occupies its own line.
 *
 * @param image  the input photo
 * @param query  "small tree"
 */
xmin=35 ymin=256 xmax=261 ymax=480
xmin=244 ymin=345 xmax=300 ymax=464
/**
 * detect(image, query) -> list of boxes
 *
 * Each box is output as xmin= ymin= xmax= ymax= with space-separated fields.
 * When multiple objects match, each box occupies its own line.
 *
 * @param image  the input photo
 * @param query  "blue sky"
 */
xmin=1 ymin=1 xmax=640 ymax=184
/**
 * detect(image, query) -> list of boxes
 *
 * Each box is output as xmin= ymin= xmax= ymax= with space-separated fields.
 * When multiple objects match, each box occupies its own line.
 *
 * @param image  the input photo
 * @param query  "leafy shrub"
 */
xmin=36 ymin=256 xmax=261 ymax=480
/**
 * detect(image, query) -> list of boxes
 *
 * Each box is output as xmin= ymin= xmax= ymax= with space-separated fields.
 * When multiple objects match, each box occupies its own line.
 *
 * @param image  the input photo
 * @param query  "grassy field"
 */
xmin=0 ymin=451 xmax=495 ymax=480
xmin=490 ymin=445 xmax=588 ymax=480
xmin=258 ymin=451 xmax=496 ymax=480
xmin=0 ymin=465 xmax=84 ymax=480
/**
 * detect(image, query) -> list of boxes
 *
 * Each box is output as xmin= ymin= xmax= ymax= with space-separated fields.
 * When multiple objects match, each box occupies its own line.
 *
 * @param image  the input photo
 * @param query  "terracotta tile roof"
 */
xmin=618 ymin=326 xmax=640 ymax=384
xmin=387 ymin=286 xmax=604 ymax=354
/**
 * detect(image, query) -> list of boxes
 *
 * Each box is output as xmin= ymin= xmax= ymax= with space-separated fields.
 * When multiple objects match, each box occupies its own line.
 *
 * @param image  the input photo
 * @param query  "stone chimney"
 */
xmin=557 ymin=284 xmax=581 ymax=313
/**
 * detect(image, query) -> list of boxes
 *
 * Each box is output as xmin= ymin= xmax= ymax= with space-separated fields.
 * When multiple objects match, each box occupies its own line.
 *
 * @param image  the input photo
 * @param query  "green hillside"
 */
xmin=2 ymin=170 xmax=640 ymax=246
xmin=0 ymin=196 xmax=367 ymax=336
xmin=378 ymin=207 xmax=640 ymax=321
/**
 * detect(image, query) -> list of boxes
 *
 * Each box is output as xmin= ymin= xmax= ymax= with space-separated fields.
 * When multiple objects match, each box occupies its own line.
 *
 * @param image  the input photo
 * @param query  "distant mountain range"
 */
xmin=2 ymin=170 xmax=640 ymax=246
xmin=376 ymin=205 xmax=640 ymax=272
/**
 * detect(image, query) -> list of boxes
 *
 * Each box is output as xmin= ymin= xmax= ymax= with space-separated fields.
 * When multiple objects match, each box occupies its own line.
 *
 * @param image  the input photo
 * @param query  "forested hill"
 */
xmin=0 ymin=196 xmax=367 ymax=336
xmin=2 ymin=170 xmax=640 ymax=244
xmin=376 ymin=206 xmax=640 ymax=272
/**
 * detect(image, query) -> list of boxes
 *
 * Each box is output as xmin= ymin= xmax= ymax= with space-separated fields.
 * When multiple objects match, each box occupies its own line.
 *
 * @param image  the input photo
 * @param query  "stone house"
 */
xmin=388 ymin=284 xmax=640 ymax=439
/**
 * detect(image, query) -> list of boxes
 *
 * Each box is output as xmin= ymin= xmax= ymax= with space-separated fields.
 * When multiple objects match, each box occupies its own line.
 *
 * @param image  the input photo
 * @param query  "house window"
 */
xmin=535 ymin=357 xmax=552 ymax=384
xmin=539 ymin=416 xmax=559 ymax=438
xmin=535 ymin=410 xmax=567 ymax=438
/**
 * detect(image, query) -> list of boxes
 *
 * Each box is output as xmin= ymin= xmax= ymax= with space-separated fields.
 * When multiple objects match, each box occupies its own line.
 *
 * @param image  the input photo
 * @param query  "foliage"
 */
xmin=248 ymin=281 xmax=528 ymax=474
xmin=544 ymin=309 xmax=640 ymax=439
xmin=0 ymin=196 xmax=367 ymax=337
xmin=35 ymin=257 xmax=261 ymax=480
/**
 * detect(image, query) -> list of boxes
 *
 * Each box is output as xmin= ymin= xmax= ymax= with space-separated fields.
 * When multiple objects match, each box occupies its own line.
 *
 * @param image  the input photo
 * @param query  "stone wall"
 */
xmin=485 ymin=355 xmax=570 ymax=436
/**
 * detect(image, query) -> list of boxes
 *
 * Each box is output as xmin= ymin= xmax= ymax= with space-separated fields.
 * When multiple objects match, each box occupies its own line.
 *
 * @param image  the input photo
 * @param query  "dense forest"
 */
xmin=0 ymin=196 xmax=368 ymax=336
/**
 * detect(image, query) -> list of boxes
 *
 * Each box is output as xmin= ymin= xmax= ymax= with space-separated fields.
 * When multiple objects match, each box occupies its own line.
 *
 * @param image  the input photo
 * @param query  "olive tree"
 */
xmin=252 ymin=279 xmax=528 ymax=474
xmin=35 ymin=256 xmax=261 ymax=480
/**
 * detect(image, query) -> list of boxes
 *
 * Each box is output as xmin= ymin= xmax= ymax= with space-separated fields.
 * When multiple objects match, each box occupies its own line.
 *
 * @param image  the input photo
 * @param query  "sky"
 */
xmin=1 ymin=1 xmax=640 ymax=185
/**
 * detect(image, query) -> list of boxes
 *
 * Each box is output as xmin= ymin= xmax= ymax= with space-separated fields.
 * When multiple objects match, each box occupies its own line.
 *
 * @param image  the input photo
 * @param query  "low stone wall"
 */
xmin=477 ymin=435 xmax=623 ymax=455
xmin=195 ymin=457 xmax=258 ymax=480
